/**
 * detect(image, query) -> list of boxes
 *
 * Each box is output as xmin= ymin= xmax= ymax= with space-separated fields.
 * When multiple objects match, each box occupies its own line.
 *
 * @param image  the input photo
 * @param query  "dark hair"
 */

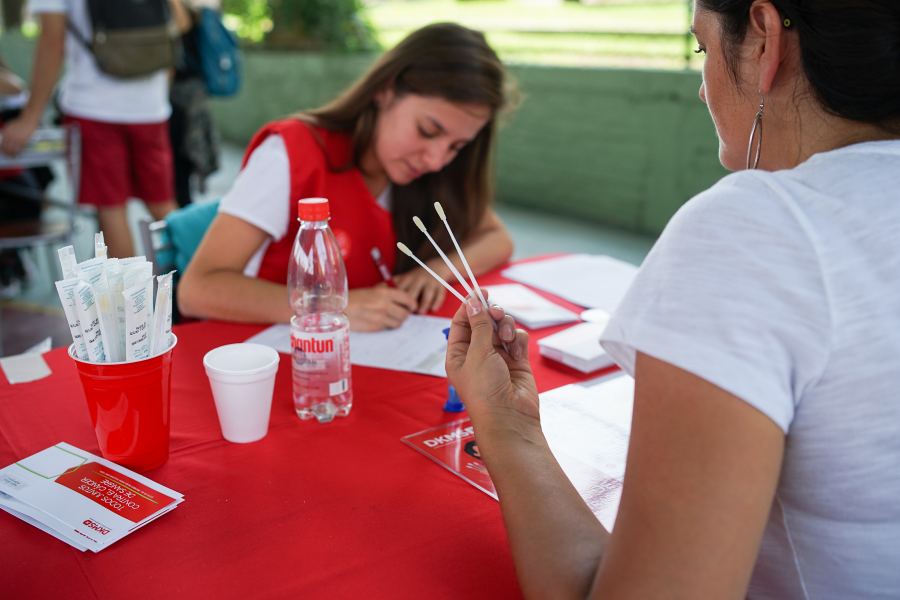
xmin=298 ymin=23 xmax=513 ymax=273
xmin=696 ymin=0 xmax=900 ymax=134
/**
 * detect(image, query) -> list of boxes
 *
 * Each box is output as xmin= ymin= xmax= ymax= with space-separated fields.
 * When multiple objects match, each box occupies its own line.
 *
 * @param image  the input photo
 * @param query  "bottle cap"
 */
xmin=297 ymin=198 xmax=330 ymax=221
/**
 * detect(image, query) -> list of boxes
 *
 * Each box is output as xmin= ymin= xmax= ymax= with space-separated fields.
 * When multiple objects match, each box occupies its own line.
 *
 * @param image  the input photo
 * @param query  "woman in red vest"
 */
xmin=179 ymin=23 xmax=514 ymax=331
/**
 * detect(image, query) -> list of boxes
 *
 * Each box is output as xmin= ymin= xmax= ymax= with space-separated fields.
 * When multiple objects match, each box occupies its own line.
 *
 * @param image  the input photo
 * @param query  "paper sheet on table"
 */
xmin=482 ymin=283 xmax=580 ymax=329
xmin=502 ymin=254 xmax=639 ymax=312
xmin=245 ymin=314 xmax=452 ymax=377
xmin=540 ymin=373 xmax=635 ymax=530
xmin=0 ymin=353 xmax=52 ymax=384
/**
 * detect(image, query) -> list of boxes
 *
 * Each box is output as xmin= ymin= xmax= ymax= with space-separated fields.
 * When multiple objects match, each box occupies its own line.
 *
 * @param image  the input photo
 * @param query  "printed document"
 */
xmin=404 ymin=373 xmax=635 ymax=530
xmin=0 ymin=442 xmax=183 ymax=551
xmin=502 ymin=254 xmax=639 ymax=311
xmin=482 ymin=283 xmax=580 ymax=329
xmin=246 ymin=314 xmax=452 ymax=377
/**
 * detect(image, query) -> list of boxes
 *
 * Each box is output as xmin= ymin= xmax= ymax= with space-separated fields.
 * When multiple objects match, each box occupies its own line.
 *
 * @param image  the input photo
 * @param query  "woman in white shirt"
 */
xmin=447 ymin=1 xmax=900 ymax=598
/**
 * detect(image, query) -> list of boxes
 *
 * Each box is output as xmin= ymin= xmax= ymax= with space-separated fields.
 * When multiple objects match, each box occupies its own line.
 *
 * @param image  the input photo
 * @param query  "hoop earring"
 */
xmin=746 ymin=91 xmax=764 ymax=170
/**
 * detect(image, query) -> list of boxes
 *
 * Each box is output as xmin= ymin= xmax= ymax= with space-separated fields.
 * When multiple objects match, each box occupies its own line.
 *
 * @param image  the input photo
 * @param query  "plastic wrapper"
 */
xmin=122 ymin=277 xmax=154 ymax=362
xmin=74 ymin=280 xmax=106 ymax=363
xmin=55 ymin=278 xmax=88 ymax=359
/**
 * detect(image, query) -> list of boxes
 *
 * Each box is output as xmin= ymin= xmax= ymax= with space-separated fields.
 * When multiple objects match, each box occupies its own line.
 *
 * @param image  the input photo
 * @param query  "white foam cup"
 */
xmin=203 ymin=343 xmax=280 ymax=443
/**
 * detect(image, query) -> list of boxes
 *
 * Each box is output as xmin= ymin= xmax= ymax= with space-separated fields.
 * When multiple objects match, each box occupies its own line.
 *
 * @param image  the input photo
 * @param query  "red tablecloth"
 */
xmin=0 ymin=260 xmax=612 ymax=599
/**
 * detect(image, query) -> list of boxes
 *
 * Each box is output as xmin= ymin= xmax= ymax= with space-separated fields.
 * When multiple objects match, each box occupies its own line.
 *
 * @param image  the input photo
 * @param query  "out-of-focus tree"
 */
xmin=222 ymin=0 xmax=377 ymax=51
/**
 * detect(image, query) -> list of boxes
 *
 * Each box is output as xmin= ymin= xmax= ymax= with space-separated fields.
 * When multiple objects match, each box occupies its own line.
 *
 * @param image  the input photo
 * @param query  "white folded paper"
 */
xmin=537 ymin=315 xmax=614 ymax=373
xmin=0 ymin=442 xmax=183 ymax=552
xmin=483 ymin=283 xmax=580 ymax=330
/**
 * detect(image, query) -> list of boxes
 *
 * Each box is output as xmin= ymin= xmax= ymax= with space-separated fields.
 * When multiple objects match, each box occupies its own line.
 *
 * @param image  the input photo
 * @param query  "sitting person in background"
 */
xmin=178 ymin=23 xmax=514 ymax=331
xmin=446 ymin=0 xmax=900 ymax=598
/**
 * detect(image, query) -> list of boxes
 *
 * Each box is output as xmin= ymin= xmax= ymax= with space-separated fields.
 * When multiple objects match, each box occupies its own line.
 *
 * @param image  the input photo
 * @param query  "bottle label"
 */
xmin=290 ymin=325 xmax=350 ymax=395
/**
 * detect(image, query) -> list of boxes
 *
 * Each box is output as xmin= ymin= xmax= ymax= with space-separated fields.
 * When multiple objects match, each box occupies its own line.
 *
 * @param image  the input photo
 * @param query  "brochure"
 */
xmin=403 ymin=373 xmax=634 ymax=530
xmin=482 ymin=283 xmax=580 ymax=329
xmin=0 ymin=442 xmax=183 ymax=552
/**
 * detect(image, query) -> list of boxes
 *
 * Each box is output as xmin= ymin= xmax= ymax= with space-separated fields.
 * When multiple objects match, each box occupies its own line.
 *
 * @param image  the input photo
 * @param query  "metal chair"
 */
xmin=0 ymin=125 xmax=82 ymax=356
xmin=0 ymin=125 xmax=82 ymax=279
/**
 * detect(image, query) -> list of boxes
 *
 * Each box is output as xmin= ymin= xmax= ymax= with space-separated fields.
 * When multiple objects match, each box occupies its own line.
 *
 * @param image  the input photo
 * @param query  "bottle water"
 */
xmin=287 ymin=198 xmax=352 ymax=423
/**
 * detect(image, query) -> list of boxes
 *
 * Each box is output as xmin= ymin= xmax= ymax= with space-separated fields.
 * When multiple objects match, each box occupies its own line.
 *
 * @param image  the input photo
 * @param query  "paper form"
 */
xmin=540 ymin=373 xmax=635 ymax=530
xmin=245 ymin=314 xmax=453 ymax=377
xmin=502 ymin=254 xmax=639 ymax=312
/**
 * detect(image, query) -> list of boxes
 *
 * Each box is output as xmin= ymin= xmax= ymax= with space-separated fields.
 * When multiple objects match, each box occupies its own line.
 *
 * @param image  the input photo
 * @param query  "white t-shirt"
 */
xmin=600 ymin=140 xmax=900 ymax=599
xmin=28 ymin=0 xmax=171 ymax=123
xmin=219 ymin=134 xmax=392 ymax=277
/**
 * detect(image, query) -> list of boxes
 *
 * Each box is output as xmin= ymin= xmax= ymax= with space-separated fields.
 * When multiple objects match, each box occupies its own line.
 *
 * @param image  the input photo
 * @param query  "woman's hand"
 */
xmin=394 ymin=262 xmax=448 ymax=314
xmin=446 ymin=293 xmax=538 ymax=428
xmin=346 ymin=284 xmax=417 ymax=331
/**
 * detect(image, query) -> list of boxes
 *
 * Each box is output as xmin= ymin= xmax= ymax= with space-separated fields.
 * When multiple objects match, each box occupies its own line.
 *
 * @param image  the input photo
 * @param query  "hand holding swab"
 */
xmin=396 ymin=243 xmax=467 ymax=303
xmin=412 ymin=216 xmax=475 ymax=298
xmin=431 ymin=203 xmax=510 ymax=354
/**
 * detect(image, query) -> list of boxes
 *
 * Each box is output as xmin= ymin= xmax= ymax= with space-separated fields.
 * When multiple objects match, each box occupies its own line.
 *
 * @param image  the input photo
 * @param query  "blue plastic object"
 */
xmin=443 ymin=385 xmax=465 ymax=413
xmin=441 ymin=327 xmax=465 ymax=412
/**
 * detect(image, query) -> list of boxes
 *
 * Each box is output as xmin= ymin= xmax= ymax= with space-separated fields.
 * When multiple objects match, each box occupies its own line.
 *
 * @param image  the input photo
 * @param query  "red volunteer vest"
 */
xmin=244 ymin=120 xmax=396 ymax=288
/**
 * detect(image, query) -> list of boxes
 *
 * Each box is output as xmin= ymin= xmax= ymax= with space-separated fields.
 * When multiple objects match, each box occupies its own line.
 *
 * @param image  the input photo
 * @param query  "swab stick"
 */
xmin=396 ymin=243 xmax=467 ymax=303
xmin=413 ymin=216 xmax=475 ymax=297
xmin=434 ymin=202 xmax=492 ymax=312
xmin=432 ymin=203 xmax=510 ymax=354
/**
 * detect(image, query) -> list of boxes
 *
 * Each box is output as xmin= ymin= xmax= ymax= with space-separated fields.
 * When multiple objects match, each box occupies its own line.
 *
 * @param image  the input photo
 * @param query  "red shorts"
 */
xmin=66 ymin=116 xmax=174 ymax=208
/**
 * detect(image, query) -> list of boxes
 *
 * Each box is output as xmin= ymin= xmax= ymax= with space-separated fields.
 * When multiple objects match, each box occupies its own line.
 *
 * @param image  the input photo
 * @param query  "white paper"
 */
xmin=245 ymin=314 xmax=453 ymax=377
xmin=502 ymin=254 xmax=639 ymax=312
xmin=0 ymin=443 xmax=184 ymax=552
xmin=482 ymin=283 xmax=580 ymax=329
xmin=349 ymin=315 xmax=451 ymax=377
xmin=0 ymin=353 xmax=52 ymax=384
xmin=541 ymin=373 xmax=635 ymax=530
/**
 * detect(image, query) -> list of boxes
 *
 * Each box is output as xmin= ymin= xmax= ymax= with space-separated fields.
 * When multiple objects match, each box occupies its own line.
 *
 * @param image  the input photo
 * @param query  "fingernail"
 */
xmin=500 ymin=323 xmax=513 ymax=340
xmin=466 ymin=298 xmax=482 ymax=316
xmin=512 ymin=344 xmax=523 ymax=360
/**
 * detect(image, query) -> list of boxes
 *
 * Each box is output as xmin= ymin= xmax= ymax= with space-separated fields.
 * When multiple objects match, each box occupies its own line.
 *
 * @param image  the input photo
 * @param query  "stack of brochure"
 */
xmin=0 ymin=442 xmax=183 ymax=552
xmin=537 ymin=317 xmax=615 ymax=373
xmin=482 ymin=283 xmax=580 ymax=329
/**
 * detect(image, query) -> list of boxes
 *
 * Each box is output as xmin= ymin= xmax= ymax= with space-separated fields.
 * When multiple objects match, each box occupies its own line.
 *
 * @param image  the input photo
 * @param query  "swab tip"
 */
xmin=396 ymin=242 xmax=412 ymax=256
xmin=434 ymin=202 xmax=446 ymax=220
xmin=412 ymin=216 xmax=426 ymax=232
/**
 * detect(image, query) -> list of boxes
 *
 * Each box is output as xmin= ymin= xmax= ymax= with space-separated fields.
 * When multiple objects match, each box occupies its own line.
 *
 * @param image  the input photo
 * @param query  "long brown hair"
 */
xmin=297 ymin=22 xmax=511 ymax=273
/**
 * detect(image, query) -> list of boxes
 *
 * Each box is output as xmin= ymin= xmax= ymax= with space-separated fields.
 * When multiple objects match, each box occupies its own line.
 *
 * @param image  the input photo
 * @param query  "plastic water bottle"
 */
xmin=287 ymin=198 xmax=352 ymax=423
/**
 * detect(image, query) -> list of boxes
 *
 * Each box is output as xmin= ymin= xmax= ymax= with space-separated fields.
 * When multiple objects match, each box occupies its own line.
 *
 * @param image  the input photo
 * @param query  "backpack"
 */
xmin=68 ymin=0 xmax=178 ymax=79
xmin=195 ymin=8 xmax=242 ymax=97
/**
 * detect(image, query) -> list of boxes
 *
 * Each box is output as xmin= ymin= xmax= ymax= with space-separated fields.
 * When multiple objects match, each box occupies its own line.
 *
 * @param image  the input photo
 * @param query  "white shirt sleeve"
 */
xmin=219 ymin=134 xmax=291 ymax=241
xmin=218 ymin=134 xmax=291 ymax=278
xmin=599 ymin=172 xmax=832 ymax=433
xmin=27 ymin=0 xmax=67 ymax=14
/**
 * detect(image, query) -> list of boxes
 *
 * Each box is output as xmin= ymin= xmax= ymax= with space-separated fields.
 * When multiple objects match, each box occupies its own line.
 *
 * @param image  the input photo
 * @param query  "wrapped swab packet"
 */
xmin=74 ymin=280 xmax=107 ymax=363
xmin=151 ymin=271 xmax=175 ymax=356
xmin=93 ymin=280 xmax=122 ymax=363
xmin=122 ymin=278 xmax=154 ymax=362
xmin=58 ymin=246 xmax=77 ymax=279
xmin=55 ymin=278 xmax=88 ymax=359
xmin=94 ymin=232 xmax=107 ymax=258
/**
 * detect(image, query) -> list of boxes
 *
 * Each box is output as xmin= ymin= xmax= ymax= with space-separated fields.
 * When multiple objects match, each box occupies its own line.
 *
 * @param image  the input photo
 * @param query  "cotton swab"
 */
xmin=412 ymin=216 xmax=476 ymax=298
xmin=396 ymin=243 xmax=467 ymax=303
xmin=428 ymin=204 xmax=510 ymax=354
xmin=434 ymin=202 xmax=494 ymax=314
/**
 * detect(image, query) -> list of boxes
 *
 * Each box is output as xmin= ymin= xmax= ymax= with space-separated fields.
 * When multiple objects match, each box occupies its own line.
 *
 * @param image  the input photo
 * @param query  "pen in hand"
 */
xmin=371 ymin=247 xmax=396 ymax=288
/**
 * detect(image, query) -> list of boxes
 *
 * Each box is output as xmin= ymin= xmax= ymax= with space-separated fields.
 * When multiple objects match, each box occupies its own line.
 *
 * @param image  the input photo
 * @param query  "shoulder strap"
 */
xmin=65 ymin=19 xmax=94 ymax=56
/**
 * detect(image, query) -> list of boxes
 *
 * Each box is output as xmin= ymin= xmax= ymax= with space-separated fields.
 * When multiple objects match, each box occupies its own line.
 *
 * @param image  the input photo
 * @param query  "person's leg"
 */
xmin=128 ymin=120 xmax=178 ymax=222
xmin=97 ymin=205 xmax=135 ymax=259
xmin=68 ymin=116 xmax=134 ymax=257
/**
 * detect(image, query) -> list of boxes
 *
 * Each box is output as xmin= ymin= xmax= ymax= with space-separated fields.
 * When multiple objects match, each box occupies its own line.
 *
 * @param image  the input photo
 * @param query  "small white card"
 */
xmin=483 ymin=283 xmax=580 ymax=330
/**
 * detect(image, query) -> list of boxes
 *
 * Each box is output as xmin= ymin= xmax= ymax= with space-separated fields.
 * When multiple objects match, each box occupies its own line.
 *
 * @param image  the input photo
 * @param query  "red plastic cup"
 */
xmin=68 ymin=335 xmax=178 ymax=473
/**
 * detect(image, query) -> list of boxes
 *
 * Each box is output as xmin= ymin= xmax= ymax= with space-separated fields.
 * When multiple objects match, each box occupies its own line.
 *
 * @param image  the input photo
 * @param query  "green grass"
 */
xmin=365 ymin=0 xmax=703 ymax=69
